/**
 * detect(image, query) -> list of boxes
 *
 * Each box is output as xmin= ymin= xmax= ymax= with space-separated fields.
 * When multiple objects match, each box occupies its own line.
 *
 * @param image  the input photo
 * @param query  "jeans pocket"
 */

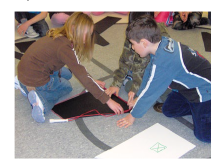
xmin=47 ymin=77 xmax=55 ymax=90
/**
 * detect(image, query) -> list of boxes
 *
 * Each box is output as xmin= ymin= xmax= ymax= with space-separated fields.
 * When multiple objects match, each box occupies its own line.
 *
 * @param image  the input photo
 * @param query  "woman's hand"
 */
xmin=106 ymin=98 xmax=124 ymax=115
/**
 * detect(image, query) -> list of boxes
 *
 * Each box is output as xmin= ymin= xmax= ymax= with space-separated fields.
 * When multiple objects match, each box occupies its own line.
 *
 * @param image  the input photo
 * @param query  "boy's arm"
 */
xmin=136 ymin=57 xmax=153 ymax=97
xmin=130 ymin=54 xmax=150 ymax=94
xmin=131 ymin=63 xmax=177 ymax=118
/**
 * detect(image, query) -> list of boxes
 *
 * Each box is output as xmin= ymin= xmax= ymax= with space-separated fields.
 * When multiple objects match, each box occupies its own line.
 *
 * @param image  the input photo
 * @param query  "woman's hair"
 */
xmin=47 ymin=12 xmax=94 ymax=61
xmin=126 ymin=15 xmax=161 ymax=43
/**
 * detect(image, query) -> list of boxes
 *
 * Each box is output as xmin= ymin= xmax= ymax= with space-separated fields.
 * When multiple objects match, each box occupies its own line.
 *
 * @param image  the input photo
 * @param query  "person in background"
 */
xmin=172 ymin=12 xmax=210 ymax=30
xmin=15 ymin=12 xmax=49 ymax=38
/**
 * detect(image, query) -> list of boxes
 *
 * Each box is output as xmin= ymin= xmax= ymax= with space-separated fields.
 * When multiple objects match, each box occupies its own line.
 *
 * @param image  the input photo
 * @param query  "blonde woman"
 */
xmin=16 ymin=12 xmax=123 ymax=123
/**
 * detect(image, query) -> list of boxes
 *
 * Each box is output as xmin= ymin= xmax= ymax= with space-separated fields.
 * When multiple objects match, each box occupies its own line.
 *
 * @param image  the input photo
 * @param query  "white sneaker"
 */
xmin=17 ymin=24 xmax=39 ymax=38
xmin=25 ymin=26 xmax=39 ymax=38
xmin=15 ymin=76 xmax=27 ymax=97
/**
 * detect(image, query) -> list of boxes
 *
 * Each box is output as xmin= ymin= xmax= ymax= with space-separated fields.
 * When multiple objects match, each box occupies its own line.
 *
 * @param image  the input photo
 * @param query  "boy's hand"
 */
xmin=105 ymin=86 xmax=120 ymax=97
xmin=127 ymin=91 xmax=135 ymax=106
xmin=117 ymin=113 xmax=135 ymax=128
xmin=127 ymin=97 xmax=138 ymax=110
xmin=106 ymin=98 xmax=124 ymax=115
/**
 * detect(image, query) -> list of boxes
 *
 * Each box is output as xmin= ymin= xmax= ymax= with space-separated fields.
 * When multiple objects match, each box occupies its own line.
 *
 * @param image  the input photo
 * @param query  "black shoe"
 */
xmin=153 ymin=102 xmax=164 ymax=113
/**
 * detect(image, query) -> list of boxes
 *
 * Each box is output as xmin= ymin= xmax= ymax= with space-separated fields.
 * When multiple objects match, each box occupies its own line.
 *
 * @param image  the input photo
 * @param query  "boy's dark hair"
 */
xmin=126 ymin=15 xmax=161 ymax=43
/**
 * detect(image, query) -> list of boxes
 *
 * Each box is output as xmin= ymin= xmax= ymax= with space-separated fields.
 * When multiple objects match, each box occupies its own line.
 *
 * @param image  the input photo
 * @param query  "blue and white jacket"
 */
xmin=131 ymin=36 xmax=211 ymax=118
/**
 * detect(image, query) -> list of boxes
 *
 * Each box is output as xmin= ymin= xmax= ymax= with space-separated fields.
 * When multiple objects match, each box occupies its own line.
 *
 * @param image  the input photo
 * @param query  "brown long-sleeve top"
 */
xmin=17 ymin=36 xmax=109 ymax=104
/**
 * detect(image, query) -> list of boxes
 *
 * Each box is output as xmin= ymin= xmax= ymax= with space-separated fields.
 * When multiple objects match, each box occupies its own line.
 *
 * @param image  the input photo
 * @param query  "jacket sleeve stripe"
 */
xmin=131 ymin=64 xmax=157 ymax=114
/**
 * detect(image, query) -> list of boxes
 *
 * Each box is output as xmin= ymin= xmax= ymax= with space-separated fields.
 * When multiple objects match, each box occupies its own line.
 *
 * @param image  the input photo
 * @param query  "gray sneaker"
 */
xmin=17 ymin=24 xmax=39 ymax=38
xmin=28 ymin=90 xmax=45 ymax=123
xmin=25 ymin=26 xmax=39 ymax=38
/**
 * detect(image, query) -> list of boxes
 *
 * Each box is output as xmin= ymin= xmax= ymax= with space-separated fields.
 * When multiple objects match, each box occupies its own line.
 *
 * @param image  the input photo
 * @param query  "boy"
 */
xmin=105 ymin=12 xmax=171 ymax=106
xmin=117 ymin=15 xmax=211 ymax=143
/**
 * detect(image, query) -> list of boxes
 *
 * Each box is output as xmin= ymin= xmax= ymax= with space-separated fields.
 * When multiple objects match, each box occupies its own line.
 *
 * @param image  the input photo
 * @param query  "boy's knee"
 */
xmin=162 ymin=105 xmax=175 ymax=117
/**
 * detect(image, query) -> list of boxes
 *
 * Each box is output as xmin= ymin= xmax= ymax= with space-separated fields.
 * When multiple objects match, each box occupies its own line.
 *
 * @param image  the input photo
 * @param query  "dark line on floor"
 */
xmin=91 ymin=58 xmax=113 ymax=75
xmin=98 ymin=74 xmax=113 ymax=81
xmin=15 ymin=37 xmax=29 ymax=42
xmin=75 ymin=118 xmax=112 ymax=151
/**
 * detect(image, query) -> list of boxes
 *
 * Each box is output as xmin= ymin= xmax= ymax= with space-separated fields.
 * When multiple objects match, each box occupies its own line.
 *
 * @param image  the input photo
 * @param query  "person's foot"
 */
xmin=28 ymin=90 xmax=45 ymax=123
xmin=14 ymin=76 xmax=27 ymax=97
xmin=25 ymin=26 xmax=39 ymax=38
xmin=17 ymin=24 xmax=39 ymax=38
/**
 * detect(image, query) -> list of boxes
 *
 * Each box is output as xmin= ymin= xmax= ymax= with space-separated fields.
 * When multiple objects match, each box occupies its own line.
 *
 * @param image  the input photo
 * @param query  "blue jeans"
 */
xmin=162 ymin=91 xmax=211 ymax=143
xmin=20 ymin=67 xmax=73 ymax=113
